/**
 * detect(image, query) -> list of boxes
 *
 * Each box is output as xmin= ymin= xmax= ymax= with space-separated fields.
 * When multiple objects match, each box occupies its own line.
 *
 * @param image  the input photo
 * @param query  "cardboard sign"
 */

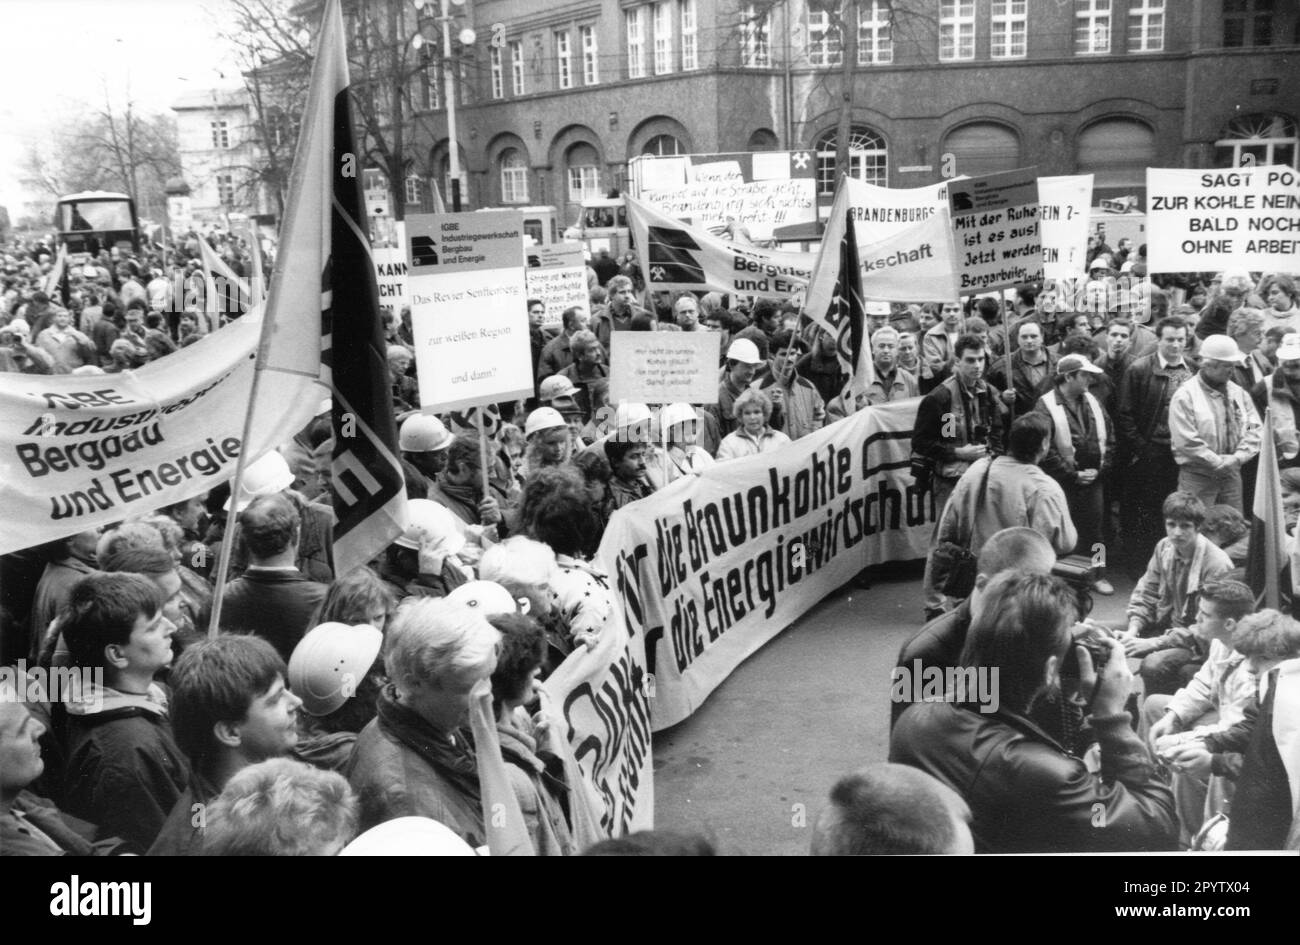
xmin=525 ymin=243 xmax=588 ymax=325
xmin=406 ymin=211 xmax=534 ymax=411
xmin=1037 ymin=175 xmax=1093 ymax=279
xmin=608 ymin=332 xmax=721 ymax=405
xmin=1147 ymin=166 xmax=1300 ymax=272
xmin=948 ymin=167 xmax=1043 ymax=293
xmin=372 ymin=247 xmax=409 ymax=316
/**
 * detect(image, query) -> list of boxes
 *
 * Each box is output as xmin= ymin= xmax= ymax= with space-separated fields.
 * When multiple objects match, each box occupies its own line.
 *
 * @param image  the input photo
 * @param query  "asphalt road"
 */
xmin=652 ymin=561 xmax=1134 ymax=855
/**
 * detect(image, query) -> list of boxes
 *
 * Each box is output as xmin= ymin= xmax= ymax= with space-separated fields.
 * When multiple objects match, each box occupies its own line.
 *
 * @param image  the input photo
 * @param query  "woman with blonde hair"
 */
xmin=715 ymin=388 xmax=791 ymax=461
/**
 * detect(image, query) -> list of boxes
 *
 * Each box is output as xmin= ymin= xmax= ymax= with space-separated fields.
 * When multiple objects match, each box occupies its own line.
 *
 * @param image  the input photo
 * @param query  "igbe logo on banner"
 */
xmin=645 ymin=225 xmax=706 ymax=284
xmin=410 ymin=234 xmax=440 ymax=267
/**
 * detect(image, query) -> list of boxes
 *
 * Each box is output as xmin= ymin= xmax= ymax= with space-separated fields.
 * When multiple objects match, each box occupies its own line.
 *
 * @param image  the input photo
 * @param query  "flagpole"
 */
xmin=475 ymin=409 xmax=492 ymax=501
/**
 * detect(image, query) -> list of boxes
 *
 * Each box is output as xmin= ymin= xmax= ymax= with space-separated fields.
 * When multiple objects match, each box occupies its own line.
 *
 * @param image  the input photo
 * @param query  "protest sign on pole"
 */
xmin=405 ymin=210 xmax=534 ymax=412
xmin=525 ymin=243 xmax=588 ymax=326
xmin=608 ymin=331 xmax=721 ymax=406
xmin=0 ymin=310 xmax=323 ymax=555
xmin=596 ymin=399 xmax=933 ymax=731
xmin=1037 ymin=175 xmax=1093 ymax=279
xmin=372 ymin=247 xmax=409 ymax=317
xmin=1146 ymin=165 xmax=1300 ymax=272
xmin=947 ymin=167 xmax=1043 ymax=293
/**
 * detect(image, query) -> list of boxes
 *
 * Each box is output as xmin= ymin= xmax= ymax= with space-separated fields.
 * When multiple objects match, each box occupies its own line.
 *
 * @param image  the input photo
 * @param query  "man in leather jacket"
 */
xmin=890 ymin=570 xmax=1178 ymax=853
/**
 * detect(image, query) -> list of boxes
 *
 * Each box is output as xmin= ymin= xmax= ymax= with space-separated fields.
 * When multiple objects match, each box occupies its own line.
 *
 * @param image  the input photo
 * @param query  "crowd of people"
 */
xmin=2 ymin=223 xmax=1299 ymax=855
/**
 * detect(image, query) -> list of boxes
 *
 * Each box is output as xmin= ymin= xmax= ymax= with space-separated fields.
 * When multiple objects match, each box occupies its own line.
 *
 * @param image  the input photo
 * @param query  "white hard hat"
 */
xmin=444 ymin=580 xmax=517 ymax=616
xmin=393 ymin=499 xmax=466 ymax=552
xmin=224 ymin=451 xmax=294 ymax=512
xmin=659 ymin=402 xmax=698 ymax=429
xmin=339 ymin=817 xmax=477 ymax=856
xmin=399 ymin=413 xmax=452 ymax=452
xmin=614 ymin=402 xmax=652 ymax=429
xmin=726 ymin=338 xmax=763 ymax=364
xmin=539 ymin=375 xmax=580 ymax=400
xmin=524 ymin=406 xmax=568 ymax=437
xmin=288 ymin=622 xmax=383 ymax=717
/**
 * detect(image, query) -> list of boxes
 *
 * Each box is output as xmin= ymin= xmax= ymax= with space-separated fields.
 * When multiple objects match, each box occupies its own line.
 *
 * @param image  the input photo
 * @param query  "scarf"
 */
xmin=377 ymin=684 xmax=481 ymax=804
xmin=1042 ymin=388 xmax=1107 ymax=468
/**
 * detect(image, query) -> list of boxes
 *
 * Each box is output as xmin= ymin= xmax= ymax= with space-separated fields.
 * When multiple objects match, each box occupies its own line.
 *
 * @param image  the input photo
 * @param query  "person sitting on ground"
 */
xmin=289 ymin=622 xmax=385 ymax=773
xmin=201 ymin=757 xmax=358 ymax=856
xmin=60 ymin=573 xmax=190 ymax=854
xmin=347 ymin=598 xmax=501 ymax=845
xmin=715 ymin=388 xmax=791 ymax=461
xmin=890 ymin=570 xmax=1178 ymax=853
xmin=488 ymin=612 xmax=578 ymax=856
xmin=810 ymin=763 xmax=974 ymax=855
xmin=217 ymin=493 xmax=328 ymax=663
xmin=1121 ymin=491 xmax=1234 ymax=696
xmin=1201 ymin=504 xmax=1250 ymax=567
xmin=149 ymin=634 xmax=302 ymax=855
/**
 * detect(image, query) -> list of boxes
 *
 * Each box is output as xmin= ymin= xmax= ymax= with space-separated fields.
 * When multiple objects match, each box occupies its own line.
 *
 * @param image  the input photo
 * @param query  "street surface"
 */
xmin=653 ymin=561 xmax=1134 ymax=855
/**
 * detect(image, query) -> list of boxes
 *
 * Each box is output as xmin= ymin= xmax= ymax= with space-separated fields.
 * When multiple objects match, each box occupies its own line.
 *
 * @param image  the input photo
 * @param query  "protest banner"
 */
xmin=625 ymin=194 xmax=815 ymax=299
xmin=1146 ymin=165 xmax=1300 ymax=272
xmin=405 ymin=210 xmax=534 ymax=411
xmin=595 ymin=399 xmax=933 ymax=731
xmin=1037 ymin=175 xmax=1093 ymax=279
xmin=372 ymin=247 xmax=409 ymax=317
xmin=609 ymin=332 xmax=721 ymax=406
xmin=948 ymin=167 xmax=1043 ymax=293
xmin=844 ymin=177 xmax=959 ymax=247
xmin=525 ymin=243 xmax=588 ymax=325
xmin=634 ymin=149 xmax=819 ymax=240
xmin=541 ymin=607 xmax=654 ymax=835
xmin=0 ymin=310 xmax=324 ymax=555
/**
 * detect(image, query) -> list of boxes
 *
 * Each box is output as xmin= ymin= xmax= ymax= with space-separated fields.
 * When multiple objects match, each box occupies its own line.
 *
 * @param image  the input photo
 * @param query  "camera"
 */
xmin=1060 ymin=621 xmax=1114 ymax=680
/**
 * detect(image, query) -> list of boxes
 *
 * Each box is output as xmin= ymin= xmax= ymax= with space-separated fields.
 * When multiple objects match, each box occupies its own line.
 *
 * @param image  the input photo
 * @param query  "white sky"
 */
xmin=0 ymin=0 xmax=242 ymax=217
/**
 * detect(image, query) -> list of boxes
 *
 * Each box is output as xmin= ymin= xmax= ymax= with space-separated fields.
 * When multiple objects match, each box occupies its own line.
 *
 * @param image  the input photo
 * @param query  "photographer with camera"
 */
xmin=891 ymin=570 xmax=1178 ymax=853
xmin=913 ymin=334 xmax=1009 ymax=620
xmin=0 ymin=319 xmax=55 ymax=374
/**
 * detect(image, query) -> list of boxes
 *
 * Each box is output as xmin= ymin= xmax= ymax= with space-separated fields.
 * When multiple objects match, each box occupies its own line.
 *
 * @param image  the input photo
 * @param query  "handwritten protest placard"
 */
xmin=525 ymin=243 xmax=587 ymax=325
xmin=1147 ymin=165 xmax=1300 ymax=272
xmin=609 ymin=332 xmax=721 ymax=405
xmin=1037 ymin=175 xmax=1093 ymax=279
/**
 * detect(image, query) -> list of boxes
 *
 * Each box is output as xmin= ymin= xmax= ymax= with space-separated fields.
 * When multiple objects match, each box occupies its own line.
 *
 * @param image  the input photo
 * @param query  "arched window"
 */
xmin=566 ymin=142 xmax=601 ymax=202
xmin=500 ymin=148 xmax=529 ymax=203
xmin=747 ymin=128 xmax=779 ymax=151
xmin=815 ymin=127 xmax=887 ymax=194
xmin=1214 ymin=114 xmax=1298 ymax=169
xmin=1077 ymin=119 xmax=1156 ymax=196
xmin=643 ymin=134 xmax=683 ymax=156
xmin=942 ymin=122 xmax=1021 ymax=178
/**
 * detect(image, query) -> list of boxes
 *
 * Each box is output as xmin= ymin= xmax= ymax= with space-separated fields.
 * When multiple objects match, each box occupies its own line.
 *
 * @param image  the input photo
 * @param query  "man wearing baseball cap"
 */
xmin=1249 ymin=332 xmax=1300 ymax=471
xmin=1035 ymin=354 xmax=1116 ymax=595
xmin=1169 ymin=335 xmax=1262 ymax=511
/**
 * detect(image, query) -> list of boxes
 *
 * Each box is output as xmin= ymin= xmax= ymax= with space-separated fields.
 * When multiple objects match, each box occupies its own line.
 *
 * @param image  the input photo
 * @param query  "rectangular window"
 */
xmin=405 ymin=176 xmax=421 ymax=205
xmin=509 ymin=41 xmax=524 ymax=95
xmin=216 ymin=174 xmax=234 ymax=206
xmin=581 ymin=25 xmax=599 ymax=84
xmin=211 ymin=121 xmax=229 ymax=149
xmin=568 ymin=166 xmax=601 ymax=202
xmin=1075 ymin=0 xmax=1111 ymax=55
xmin=740 ymin=4 xmax=770 ymax=67
xmin=653 ymin=2 xmax=673 ymax=74
xmin=1127 ymin=0 xmax=1164 ymax=52
xmin=490 ymin=46 xmax=504 ymax=99
xmin=556 ymin=31 xmax=572 ymax=89
xmin=991 ymin=0 xmax=1027 ymax=59
xmin=858 ymin=0 xmax=893 ymax=65
xmin=940 ymin=1 xmax=975 ymax=61
xmin=680 ymin=0 xmax=698 ymax=70
xmin=1223 ymin=0 xmax=1274 ymax=48
xmin=627 ymin=8 xmax=646 ymax=79
xmin=807 ymin=9 xmax=842 ymax=66
xmin=501 ymin=165 xmax=528 ymax=204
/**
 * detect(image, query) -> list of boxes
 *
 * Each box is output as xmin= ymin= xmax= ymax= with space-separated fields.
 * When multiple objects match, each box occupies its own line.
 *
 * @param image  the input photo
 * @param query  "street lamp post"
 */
xmin=414 ymin=0 xmax=474 ymax=211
